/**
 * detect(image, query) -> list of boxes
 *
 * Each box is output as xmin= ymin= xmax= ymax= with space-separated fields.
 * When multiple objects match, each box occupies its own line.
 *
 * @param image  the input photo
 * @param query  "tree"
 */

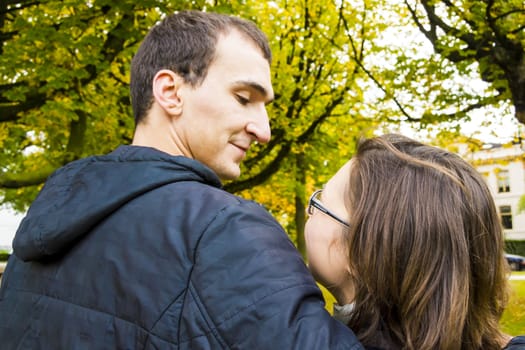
xmin=2 ymin=1 xmax=142 ymax=208
xmin=225 ymin=0 xmax=384 ymax=254
xmin=0 ymin=0 xmax=382 ymax=254
xmin=403 ymin=0 xmax=525 ymax=125
xmin=8 ymin=0 xmax=520 ymax=255
xmin=0 ymin=0 xmax=223 ymax=209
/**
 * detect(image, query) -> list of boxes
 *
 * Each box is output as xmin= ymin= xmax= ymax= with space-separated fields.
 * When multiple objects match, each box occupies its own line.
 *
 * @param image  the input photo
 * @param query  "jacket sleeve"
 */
xmin=186 ymin=200 xmax=363 ymax=350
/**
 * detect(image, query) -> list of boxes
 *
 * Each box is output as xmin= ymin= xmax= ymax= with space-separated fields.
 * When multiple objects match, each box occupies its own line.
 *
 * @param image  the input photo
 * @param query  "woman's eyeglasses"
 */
xmin=307 ymin=189 xmax=350 ymax=228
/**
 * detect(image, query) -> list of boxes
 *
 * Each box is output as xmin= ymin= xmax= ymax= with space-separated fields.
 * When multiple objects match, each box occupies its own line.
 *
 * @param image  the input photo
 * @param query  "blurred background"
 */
xmin=1 ymin=0 xmax=524 ymax=334
xmin=1 ymin=0 xmax=524 ymax=254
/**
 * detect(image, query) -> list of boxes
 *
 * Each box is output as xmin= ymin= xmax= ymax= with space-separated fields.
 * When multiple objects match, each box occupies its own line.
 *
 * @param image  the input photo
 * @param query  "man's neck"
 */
xmin=132 ymin=109 xmax=187 ymax=157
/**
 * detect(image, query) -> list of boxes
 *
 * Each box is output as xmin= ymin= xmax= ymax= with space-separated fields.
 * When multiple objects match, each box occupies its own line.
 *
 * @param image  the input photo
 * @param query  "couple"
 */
xmin=0 ymin=10 xmax=523 ymax=350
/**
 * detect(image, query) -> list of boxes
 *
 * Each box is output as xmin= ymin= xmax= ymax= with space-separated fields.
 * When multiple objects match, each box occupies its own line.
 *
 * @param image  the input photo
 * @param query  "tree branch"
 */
xmin=421 ymin=94 xmax=503 ymax=124
xmin=0 ymin=6 xmax=135 ymax=124
xmin=0 ymin=93 xmax=46 ymax=122
xmin=224 ymin=142 xmax=292 ymax=193
xmin=406 ymin=0 xmax=480 ymax=63
xmin=341 ymin=11 xmax=418 ymax=122
xmin=0 ymin=164 xmax=56 ymax=189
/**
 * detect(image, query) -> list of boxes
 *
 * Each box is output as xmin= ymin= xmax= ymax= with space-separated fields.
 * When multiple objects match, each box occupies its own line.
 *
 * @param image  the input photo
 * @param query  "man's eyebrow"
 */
xmin=232 ymin=80 xmax=274 ymax=104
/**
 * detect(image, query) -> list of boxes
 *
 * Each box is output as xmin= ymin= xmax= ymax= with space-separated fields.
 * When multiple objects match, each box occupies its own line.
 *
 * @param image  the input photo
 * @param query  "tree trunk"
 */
xmin=294 ymin=151 xmax=307 ymax=258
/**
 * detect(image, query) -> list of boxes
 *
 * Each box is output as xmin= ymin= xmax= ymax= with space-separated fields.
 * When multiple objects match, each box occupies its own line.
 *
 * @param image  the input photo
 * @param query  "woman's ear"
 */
xmin=345 ymin=264 xmax=354 ymax=277
xmin=152 ymin=69 xmax=184 ymax=116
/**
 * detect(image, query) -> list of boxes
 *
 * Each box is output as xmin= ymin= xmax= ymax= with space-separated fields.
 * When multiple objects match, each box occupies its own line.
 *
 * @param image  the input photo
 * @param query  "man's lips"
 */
xmin=232 ymin=142 xmax=249 ymax=153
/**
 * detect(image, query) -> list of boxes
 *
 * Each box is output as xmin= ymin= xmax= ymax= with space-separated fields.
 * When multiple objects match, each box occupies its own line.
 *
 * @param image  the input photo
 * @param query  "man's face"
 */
xmin=175 ymin=30 xmax=274 ymax=180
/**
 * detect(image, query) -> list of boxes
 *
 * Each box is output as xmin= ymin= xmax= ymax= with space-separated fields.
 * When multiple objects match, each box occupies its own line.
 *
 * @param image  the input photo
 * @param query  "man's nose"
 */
xmin=246 ymin=107 xmax=271 ymax=144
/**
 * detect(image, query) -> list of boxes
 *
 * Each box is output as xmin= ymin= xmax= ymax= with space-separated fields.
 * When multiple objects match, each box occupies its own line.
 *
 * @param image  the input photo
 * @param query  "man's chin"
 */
xmin=216 ymin=166 xmax=241 ymax=181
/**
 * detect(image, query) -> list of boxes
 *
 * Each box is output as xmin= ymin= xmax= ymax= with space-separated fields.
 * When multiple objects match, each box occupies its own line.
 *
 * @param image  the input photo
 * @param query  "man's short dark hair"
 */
xmin=130 ymin=10 xmax=272 ymax=124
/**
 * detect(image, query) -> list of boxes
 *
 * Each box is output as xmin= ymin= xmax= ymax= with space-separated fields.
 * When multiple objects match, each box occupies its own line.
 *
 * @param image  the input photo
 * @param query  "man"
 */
xmin=0 ymin=11 xmax=363 ymax=349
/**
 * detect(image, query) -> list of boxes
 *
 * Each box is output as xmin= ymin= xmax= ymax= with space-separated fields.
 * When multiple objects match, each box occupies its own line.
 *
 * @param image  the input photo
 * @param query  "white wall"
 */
xmin=473 ymin=144 xmax=525 ymax=240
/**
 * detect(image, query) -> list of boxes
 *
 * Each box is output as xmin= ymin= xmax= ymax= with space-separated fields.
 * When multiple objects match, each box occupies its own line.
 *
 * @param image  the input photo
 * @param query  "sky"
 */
xmin=399 ymin=110 xmax=523 ymax=145
xmin=0 ymin=209 xmax=23 ymax=250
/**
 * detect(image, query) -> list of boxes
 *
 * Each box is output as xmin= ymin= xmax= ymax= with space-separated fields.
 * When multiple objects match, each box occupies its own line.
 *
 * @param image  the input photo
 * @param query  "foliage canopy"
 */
xmin=1 ymin=0 xmax=523 ymax=250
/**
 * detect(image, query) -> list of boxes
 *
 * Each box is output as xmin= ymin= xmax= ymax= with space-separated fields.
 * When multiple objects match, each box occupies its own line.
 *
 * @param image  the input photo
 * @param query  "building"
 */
xmin=464 ymin=141 xmax=525 ymax=241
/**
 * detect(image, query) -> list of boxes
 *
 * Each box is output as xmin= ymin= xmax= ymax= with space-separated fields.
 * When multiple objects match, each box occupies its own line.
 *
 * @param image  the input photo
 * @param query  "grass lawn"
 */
xmin=320 ymin=284 xmax=337 ymax=314
xmin=501 ymin=271 xmax=525 ymax=336
xmin=321 ymin=271 xmax=525 ymax=336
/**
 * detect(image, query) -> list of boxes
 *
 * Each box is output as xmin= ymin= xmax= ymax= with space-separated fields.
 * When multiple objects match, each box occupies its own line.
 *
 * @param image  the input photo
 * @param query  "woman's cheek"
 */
xmin=305 ymin=218 xmax=347 ymax=287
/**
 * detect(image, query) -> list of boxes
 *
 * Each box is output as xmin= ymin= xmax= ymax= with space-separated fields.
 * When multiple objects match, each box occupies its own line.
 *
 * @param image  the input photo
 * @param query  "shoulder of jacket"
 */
xmin=503 ymin=336 xmax=525 ymax=350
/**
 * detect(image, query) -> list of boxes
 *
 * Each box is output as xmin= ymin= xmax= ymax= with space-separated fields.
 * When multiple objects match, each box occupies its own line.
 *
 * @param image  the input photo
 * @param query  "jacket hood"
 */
xmin=12 ymin=145 xmax=222 ymax=261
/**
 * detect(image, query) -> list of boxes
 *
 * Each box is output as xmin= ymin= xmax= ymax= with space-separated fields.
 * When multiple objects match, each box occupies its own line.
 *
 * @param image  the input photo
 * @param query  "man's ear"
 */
xmin=152 ymin=69 xmax=184 ymax=116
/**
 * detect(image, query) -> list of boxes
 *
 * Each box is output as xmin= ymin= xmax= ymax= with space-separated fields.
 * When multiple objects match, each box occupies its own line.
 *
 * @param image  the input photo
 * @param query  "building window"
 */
xmin=500 ymin=205 xmax=513 ymax=229
xmin=497 ymin=170 xmax=510 ymax=193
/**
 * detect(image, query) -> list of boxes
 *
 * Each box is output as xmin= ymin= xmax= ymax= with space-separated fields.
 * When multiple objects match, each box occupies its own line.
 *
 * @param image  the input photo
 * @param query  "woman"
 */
xmin=305 ymin=134 xmax=525 ymax=349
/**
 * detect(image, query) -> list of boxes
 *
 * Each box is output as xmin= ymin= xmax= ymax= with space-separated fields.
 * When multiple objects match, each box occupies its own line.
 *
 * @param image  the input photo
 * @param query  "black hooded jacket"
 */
xmin=0 ymin=145 xmax=363 ymax=349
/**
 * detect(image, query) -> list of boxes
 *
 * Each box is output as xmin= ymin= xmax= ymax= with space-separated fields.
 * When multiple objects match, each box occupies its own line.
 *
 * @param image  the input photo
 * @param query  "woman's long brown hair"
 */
xmin=345 ymin=134 xmax=509 ymax=349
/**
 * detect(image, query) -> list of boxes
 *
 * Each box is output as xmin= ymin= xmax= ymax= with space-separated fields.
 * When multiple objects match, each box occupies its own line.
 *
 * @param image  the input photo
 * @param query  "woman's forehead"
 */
xmin=324 ymin=160 xmax=353 ymax=199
